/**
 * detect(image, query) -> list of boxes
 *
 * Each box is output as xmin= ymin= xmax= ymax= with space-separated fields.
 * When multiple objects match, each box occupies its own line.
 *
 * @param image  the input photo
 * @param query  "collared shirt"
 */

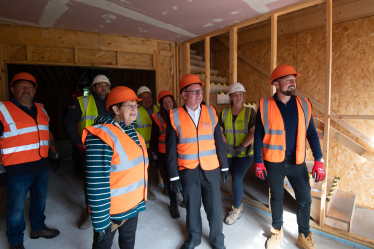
xmin=185 ymin=104 xmax=201 ymax=127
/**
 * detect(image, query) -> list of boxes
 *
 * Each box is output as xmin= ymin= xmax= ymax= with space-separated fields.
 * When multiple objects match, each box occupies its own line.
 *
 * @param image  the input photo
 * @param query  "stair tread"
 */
xmin=326 ymin=190 xmax=356 ymax=223
xmin=311 ymin=175 xmax=335 ymax=198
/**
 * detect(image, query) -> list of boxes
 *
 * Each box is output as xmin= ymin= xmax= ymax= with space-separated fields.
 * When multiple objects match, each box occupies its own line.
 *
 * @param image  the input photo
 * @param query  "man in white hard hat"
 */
xmin=135 ymin=86 xmax=159 ymax=200
xmin=64 ymin=75 xmax=113 ymax=230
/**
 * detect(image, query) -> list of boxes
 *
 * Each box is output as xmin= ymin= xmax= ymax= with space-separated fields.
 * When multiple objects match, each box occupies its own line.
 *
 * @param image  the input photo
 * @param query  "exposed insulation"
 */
xmin=158 ymin=55 xmax=173 ymax=94
xmin=8 ymin=45 xmax=26 ymax=61
xmin=31 ymin=46 xmax=74 ymax=63
xmin=159 ymin=43 xmax=171 ymax=51
xmin=78 ymin=49 xmax=116 ymax=65
xmin=118 ymin=52 xmax=153 ymax=68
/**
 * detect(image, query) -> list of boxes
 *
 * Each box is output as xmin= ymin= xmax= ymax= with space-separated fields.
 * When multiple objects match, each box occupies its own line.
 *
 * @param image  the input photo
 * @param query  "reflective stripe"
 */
xmin=299 ymin=98 xmax=309 ymax=130
xmin=172 ymin=108 xmax=198 ymax=144
xmin=155 ymin=113 xmax=166 ymax=135
xmin=81 ymin=115 xmax=97 ymax=121
xmin=37 ymin=103 xmax=49 ymax=120
xmin=222 ymin=108 xmax=229 ymax=123
xmin=111 ymin=179 xmax=145 ymax=197
xmin=159 ymin=141 xmax=165 ymax=144
xmin=263 ymin=143 xmax=283 ymax=151
xmin=136 ymin=111 xmax=151 ymax=128
xmin=206 ymin=106 xmax=216 ymax=134
xmin=199 ymin=149 xmax=216 ymax=157
xmin=111 ymin=155 xmax=144 ymax=172
xmin=223 ymin=107 xmax=249 ymax=134
xmin=0 ymin=102 xmax=17 ymax=132
xmin=80 ymin=97 xmax=97 ymax=121
xmin=197 ymin=134 xmax=214 ymax=141
xmin=262 ymin=98 xmax=284 ymax=135
xmin=2 ymin=127 xmax=37 ymax=138
xmin=178 ymin=153 xmax=199 ymax=160
xmin=1 ymin=140 xmax=49 ymax=154
xmin=38 ymin=125 xmax=49 ymax=131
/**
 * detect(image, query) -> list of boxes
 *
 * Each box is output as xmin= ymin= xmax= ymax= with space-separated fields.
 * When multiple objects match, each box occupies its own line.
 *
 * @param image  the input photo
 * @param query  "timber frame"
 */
xmin=180 ymin=0 xmax=374 ymax=247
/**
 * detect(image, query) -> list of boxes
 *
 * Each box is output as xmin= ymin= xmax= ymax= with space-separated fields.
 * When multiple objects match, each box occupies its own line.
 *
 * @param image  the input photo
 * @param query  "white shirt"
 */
xmin=185 ymin=104 xmax=201 ymax=127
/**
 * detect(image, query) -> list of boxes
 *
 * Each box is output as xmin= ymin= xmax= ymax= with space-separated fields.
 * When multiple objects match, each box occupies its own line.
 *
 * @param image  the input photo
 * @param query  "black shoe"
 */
xmin=30 ymin=227 xmax=60 ymax=239
xmin=180 ymin=240 xmax=201 ymax=249
xmin=179 ymin=201 xmax=186 ymax=208
xmin=10 ymin=242 xmax=25 ymax=249
xmin=169 ymin=202 xmax=181 ymax=219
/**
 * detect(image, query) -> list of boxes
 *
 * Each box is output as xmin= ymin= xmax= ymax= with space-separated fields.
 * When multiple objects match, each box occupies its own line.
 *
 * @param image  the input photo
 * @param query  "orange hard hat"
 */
xmin=11 ymin=72 xmax=38 ymax=89
xmin=72 ymin=91 xmax=83 ymax=99
xmin=270 ymin=64 xmax=300 ymax=85
xmin=106 ymin=86 xmax=141 ymax=111
xmin=179 ymin=74 xmax=204 ymax=94
xmin=158 ymin=90 xmax=174 ymax=103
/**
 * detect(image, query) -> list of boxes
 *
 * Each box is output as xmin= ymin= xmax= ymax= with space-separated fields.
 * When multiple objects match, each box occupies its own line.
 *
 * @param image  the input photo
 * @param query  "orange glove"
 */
xmin=255 ymin=163 xmax=267 ymax=180
xmin=312 ymin=160 xmax=325 ymax=182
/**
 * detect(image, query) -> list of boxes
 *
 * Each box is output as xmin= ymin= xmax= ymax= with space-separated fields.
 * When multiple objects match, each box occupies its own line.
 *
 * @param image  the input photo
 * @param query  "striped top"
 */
xmin=85 ymin=115 xmax=146 ymax=232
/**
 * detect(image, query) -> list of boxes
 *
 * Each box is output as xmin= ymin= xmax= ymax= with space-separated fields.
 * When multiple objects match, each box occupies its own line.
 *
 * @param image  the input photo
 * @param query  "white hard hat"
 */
xmin=137 ymin=86 xmax=152 ymax=97
xmin=229 ymin=82 xmax=246 ymax=94
xmin=92 ymin=75 xmax=111 ymax=86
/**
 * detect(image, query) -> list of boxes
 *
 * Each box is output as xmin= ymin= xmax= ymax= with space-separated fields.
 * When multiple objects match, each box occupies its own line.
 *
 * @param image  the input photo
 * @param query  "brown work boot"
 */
xmin=297 ymin=232 xmax=316 ymax=249
xmin=224 ymin=203 xmax=244 ymax=225
xmin=266 ymin=226 xmax=283 ymax=249
xmin=79 ymin=213 xmax=92 ymax=230
xmin=30 ymin=227 xmax=60 ymax=239
xmin=10 ymin=242 xmax=25 ymax=249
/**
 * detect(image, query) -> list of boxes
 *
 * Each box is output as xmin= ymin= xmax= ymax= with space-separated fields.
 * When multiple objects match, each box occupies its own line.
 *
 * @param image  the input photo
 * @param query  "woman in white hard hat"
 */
xmin=219 ymin=82 xmax=256 ymax=225
xmin=82 ymin=86 xmax=148 ymax=249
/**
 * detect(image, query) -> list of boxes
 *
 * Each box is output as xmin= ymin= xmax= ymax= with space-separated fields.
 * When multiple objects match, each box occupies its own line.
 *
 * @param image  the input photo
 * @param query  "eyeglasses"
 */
xmin=122 ymin=104 xmax=138 ymax=110
xmin=184 ymin=89 xmax=204 ymax=95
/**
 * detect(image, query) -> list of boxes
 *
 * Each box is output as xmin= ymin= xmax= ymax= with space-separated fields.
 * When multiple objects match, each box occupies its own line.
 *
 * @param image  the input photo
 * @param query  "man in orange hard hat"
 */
xmin=166 ymin=74 xmax=230 ymax=249
xmin=254 ymin=65 xmax=325 ymax=249
xmin=0 ymin=72 xmax=60 ymax=249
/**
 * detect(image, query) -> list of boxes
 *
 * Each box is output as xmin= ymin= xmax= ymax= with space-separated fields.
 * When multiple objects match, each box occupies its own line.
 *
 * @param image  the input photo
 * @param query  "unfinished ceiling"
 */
xmin=0 ymin=0 xmax=302 ymax=42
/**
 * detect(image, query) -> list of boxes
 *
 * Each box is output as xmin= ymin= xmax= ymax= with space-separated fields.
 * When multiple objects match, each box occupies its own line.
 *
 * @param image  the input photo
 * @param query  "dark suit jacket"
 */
xmin=165 ymin=105 xmax=229 ymax=186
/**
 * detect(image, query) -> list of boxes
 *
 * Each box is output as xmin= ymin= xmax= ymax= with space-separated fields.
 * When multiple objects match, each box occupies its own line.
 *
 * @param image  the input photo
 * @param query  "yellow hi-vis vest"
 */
xmin=222 ymin=107 xmax=253 ymax=158
xmin=135 ymin=105 xmax=159 ymax=148
xmin=78 ymin=95 xmax=98 ymax=135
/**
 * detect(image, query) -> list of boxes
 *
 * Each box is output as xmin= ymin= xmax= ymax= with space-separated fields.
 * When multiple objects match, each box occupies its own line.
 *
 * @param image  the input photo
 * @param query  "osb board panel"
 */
xmin=78 ymin=49 xmax=116 ymax=65
xmin=118 ymin=52 xmax=153 ymax=68
xmin=159 ymin=43 xmax=171 ymax=51
xmin=31 ymin=46 xmax=74 ymax=63
xmin=8 ymin=44 xmax=26 ymax=61
xmin=158 ymin=55 xmax=173 ymax=94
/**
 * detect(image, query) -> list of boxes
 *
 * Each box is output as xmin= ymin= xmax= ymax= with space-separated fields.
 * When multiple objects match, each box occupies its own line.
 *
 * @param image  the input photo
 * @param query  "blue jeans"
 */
xmin=264 ymin=160 xmax=311 ymax=236
xmin=6 ymin=168 xmax=49 ymax=246
xmin=228 ymin=156 xmax=254 ymax=209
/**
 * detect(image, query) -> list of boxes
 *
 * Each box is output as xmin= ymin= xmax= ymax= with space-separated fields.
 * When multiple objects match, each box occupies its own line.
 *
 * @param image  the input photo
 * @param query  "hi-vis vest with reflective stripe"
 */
xmin=78 ymin=95 xmax=98 ymax=135
xmin=170 ymin=105 xmax=220 ymax=171
xmin=222 ymin=107 xmax=253 ymax=158
xmin=151 ymin=112 xmax=166 ymax=154
xmin=259 ymin=96 xmax=312 ymax=164
xmin=0 ymin=101 xmax=49 ymax=166
xmin=135 ymin=105 xmax=159 ymax=148
xmin=82 ymin=124 xmax=149 ymax=215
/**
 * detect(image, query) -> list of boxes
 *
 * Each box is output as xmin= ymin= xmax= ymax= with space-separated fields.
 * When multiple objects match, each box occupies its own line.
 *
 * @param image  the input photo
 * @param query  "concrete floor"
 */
xmin=0 ymin=140 xmax=369 ymax=248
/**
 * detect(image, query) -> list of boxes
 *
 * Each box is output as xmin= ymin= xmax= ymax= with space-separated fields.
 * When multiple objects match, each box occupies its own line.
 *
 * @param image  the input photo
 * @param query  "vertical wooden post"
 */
xmin=155 ymin=43 xmax=160 ymax=94
xmin=172 ymin=43 xmax=178 ymax=99
xmin=320 ymin=0 xmax=333 ymax=227
xmin=270 ymin=14 xmax=278 ymax=96
xmin=229 ymin=27 xmax=238 ymax=85
xmin=185 ymin=42 xmax=191 ymax=75
xmin=0 ymin=44 xmax=7 ymax=101
xmin=204 ymin=36 xmax=211 ymax=105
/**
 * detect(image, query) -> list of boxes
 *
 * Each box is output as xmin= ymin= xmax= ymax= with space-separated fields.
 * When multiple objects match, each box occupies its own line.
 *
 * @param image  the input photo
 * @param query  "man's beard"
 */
xmin=280 ymin=88 xmax=295 ymax=96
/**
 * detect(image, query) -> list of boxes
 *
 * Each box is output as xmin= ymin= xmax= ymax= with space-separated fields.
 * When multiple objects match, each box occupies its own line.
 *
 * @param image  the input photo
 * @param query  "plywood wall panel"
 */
xmin=118 ymin=52 xmax=153 ymax=68
xmin=158 ymin=55 xmax=173 ymax=94
xmin=159 ymin=43 xmax=171 ymax=51
xmin=31 ymin=46 xmax=74 ymax=63
xmin=78 ymin=49 xmax=117 ymax=65
xmin=8 ymin=45 xmax=26 ymax=61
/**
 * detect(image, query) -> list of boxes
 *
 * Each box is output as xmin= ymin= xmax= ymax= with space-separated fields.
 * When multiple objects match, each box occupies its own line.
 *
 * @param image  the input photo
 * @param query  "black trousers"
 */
xmin=71 ymin=140 xmax=85 ymax=175
xmin=265 ymin=159 xmax=311 ymax=236
xmin=158 ymin=153 xmax=177 ymax=203
xmin=92 ymin=214 xmax=138 ymax=249
xmin=182 ymin=168 xmax=224 ymax=249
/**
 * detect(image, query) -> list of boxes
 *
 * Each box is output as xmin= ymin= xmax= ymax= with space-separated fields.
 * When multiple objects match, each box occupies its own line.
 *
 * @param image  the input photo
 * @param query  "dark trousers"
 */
xmin=182 ymin=168 xmax=224 ymax=249
xmin=71 ymin=140 xmax=85 ymax=175
xmin=228 ymin=156 xmax=254 ymax=208
xmin=92 ymin=214 xmax=139 ymax=249
xmin=6 ymin=169 xmax=49 ymax=246
xmin=265 ymin=159 xmax=311 ymax=236
xmin=158 ymin=153 xmax=177 ymax=203
xmin=147 ymin=148 xmax=155 ymax=190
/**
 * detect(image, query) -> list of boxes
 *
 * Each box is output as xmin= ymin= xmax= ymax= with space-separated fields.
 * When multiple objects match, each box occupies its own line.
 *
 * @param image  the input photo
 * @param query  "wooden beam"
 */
xmin=26 ymin=45 xmax=32 ymax=61
xmin=183 ymin=0 xmax=324 ymax=45
xmin=229 ymin=27 xmax=238 ymax=85
xmin=204 ymin=36 xmax=211 ymax=105
xmin=328 ymin=115 xmax=374 ymax=120
xmin=270 ymin=14 xmax=277 ymax=96
xmin=0 ymin=44 xmax=8 ymax=101
xmin=320 ymin=0 xmax=333 ymax=228
xmin=171 ymin=43 xmax=177 ymax=99
xmin=159 ymin=51 xmax=173 ymax=57
xmin=74 ymin=47 xmax=78 ymax=64
xmin=185 ymin=43 xmax=190 ymax=75
xmin=314 ymin=118 xmax=367 ymax=156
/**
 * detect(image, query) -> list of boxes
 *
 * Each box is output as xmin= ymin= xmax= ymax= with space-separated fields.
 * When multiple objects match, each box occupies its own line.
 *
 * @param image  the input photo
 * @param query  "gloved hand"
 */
xmin=255 ymin=163 xmax=267 ymax=180
xmin=312 ymin=160 xmax=325 ymax=182
xmin=93 ymin=225 xmax=112 ymax=244
xmin=170 ymin=179 xmax=183 ymax=194
xmin=221 ymin=170 xmax=231 ymax=183
xmin=76 ymin=143 xmax=86 ymax=155
xmin=234 ymin=144 xmax=246 ymax=155
xmin=50 ymin=153 xmax=60 ymax=172
xmin=224 ymin=142 xmax=238 ymax=157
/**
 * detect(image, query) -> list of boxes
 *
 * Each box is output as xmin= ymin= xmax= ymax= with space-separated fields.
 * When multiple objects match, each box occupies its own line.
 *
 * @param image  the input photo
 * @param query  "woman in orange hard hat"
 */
xmin=82 ymin=86 xmax=148 ymax=249
xmin=150 ymin=90 xmax=182 ymax=219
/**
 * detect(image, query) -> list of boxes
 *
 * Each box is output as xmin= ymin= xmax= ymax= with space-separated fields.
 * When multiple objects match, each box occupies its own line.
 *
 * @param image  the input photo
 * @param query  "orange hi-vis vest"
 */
xmin=259 ymin=96 xmax=312 ymax=164
xmin=82 ymin=124 xmax=149 ymax=215
xmin=152 ymin=112 xmax=167 ymax=154
xmin=170 ymin=105 xmax=220 ymax=171
xmin=0 ymin=101 xmax=50 ymax=166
